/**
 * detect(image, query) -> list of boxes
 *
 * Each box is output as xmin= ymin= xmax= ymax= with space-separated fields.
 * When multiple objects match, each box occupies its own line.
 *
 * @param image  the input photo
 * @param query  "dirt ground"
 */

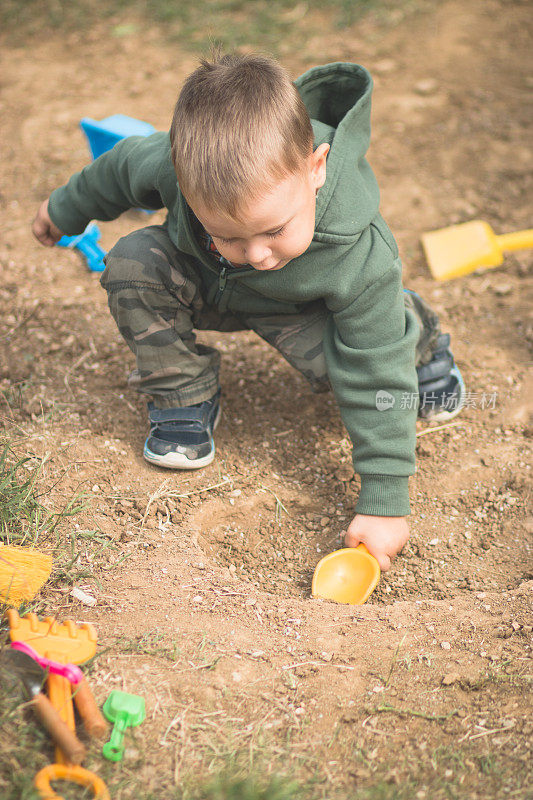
xmin=0 ymin=0 xmax=532 ymax=797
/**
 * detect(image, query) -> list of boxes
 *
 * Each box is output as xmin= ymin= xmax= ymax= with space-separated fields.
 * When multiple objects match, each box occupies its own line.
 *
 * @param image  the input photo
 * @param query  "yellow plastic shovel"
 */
xmin=311 ymin=544 xmax=380 ymax=605
xmin=421 ymin=221 xmax=533 ymax=281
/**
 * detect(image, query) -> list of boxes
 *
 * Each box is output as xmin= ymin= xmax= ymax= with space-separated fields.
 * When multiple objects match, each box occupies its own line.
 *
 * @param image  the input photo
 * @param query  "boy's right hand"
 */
xmin=344 ymin=513 xmax=410 ymax=572
xmin=32 ymin=199 xmax=64 ymax=246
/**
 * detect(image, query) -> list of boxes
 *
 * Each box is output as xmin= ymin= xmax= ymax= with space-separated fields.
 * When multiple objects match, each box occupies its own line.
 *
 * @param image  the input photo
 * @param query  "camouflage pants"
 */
xmin=100 ymin=225 xmax=441 ymax=409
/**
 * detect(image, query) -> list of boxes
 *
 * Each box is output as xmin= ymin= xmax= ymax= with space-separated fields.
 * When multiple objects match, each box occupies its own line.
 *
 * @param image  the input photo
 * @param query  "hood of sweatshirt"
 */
xmin=296 ymin=62 xmax=380 ymax=240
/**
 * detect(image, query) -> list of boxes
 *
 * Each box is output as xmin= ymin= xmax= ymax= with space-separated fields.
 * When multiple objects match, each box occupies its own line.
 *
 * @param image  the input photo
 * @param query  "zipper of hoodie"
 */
xmin=213 ymin=262 xmax=257 ymax=306
xmin=215 ymin=265 xmax=228 ymax=305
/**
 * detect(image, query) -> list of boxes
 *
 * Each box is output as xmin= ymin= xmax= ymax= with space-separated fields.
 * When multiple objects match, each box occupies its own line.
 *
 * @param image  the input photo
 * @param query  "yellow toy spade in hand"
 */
xmin=312 ymin=544 xmax=380 ymax=605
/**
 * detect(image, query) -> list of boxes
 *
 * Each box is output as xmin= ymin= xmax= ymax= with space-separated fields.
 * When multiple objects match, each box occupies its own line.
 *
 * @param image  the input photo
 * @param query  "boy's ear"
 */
xmin=309 ymin=143 xmax=330 ymax=190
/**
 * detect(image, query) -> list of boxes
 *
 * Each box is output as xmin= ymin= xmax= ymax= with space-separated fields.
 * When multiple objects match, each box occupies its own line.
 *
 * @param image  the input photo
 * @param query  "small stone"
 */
xmin=228 ymin=564 xmax=237 ymax=573
xmin=440 ymin=641 xmax=451 ymax=650
xmin=70 ymin=587 xmax=97 ymax=607
xmin=416 ymin=439 xmax=435 ymax=457
xmin=414 ymin=78 xmax=438 ymax=95
xmin=492 ymin=282 xmax=513 ymax=296
xmin=321 ymin=651 xmax=333 ymax=662
xmin=523 ymin=519 xmax=533 ymax=534
xmin=335 ymin=464 xmax=354 ymax=482
xmin=441 ymin=672 xmax=460 ymax=686
xmin=91 ymin=485 xmax=100 ymax=493
xmin=374 ymin=58 xmax=396 ymax=74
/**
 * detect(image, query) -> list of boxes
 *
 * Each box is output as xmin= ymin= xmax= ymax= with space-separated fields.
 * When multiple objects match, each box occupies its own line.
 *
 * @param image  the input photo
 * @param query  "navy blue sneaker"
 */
xmin=143 ymin=390 xmax=221 ymax=469
xmin=417 ymin=334 xmax=466 ymax=422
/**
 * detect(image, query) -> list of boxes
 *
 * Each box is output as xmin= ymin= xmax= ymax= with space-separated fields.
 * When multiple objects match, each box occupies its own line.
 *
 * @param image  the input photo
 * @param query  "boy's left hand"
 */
xmin=344 ymin=514 xmax=409 ymax=572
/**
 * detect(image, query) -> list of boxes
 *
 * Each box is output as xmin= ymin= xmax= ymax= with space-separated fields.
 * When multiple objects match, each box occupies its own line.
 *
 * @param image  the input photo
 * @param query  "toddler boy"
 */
xmin=32 ymin=54 xmax=465 ymax=570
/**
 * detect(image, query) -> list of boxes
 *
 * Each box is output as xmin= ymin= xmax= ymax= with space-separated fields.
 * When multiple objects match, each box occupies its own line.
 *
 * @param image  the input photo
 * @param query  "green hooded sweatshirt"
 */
xmin=48 ymin=62 xmax=419 ymax=517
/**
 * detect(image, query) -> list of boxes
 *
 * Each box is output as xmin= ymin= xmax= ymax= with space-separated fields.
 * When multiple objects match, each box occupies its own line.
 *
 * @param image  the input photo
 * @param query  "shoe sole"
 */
xmin=143 ymin=405 xmax=221 ymax=470
xmin=420 ymin=367 xmax=466 ymax=424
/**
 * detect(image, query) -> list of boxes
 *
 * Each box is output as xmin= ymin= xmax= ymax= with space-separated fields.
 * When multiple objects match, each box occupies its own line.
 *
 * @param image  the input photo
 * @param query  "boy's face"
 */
xmin=191 ymin=144 xmax=329 ymax=271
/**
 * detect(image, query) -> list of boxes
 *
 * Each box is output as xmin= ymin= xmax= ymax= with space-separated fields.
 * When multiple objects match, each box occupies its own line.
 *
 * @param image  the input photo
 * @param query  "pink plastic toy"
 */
xmin=11 ymin=641 xmax=83 ymax=684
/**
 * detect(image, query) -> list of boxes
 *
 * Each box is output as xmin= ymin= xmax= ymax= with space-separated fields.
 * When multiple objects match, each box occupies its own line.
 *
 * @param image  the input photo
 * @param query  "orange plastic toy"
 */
xmin=311 ymin=544 xmax=380 ymax=605
xmin=34 ymin=763 xmax=110 ymax=800
xmin=7 ymin=610 xmax=107 ymax=762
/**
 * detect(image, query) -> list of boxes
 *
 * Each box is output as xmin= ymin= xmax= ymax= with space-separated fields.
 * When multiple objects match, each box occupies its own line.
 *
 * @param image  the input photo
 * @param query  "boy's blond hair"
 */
xmin=170 ymin=52 xmax=314 ymax=217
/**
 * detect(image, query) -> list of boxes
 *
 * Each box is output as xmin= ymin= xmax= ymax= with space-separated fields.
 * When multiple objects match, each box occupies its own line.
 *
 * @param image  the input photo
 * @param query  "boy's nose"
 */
xmin=244 ymin=242 xmax=271 ymax=265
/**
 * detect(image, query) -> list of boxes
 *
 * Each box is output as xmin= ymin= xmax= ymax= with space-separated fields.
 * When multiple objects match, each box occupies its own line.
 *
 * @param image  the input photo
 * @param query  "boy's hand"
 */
xmin=344 ymin=514 xmax=409 ymax=572
xmin=32 ymin=199 xmax=64 ymax=246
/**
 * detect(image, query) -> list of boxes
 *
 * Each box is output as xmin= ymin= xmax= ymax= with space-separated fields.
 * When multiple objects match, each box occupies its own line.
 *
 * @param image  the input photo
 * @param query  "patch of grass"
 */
xmin=0 ymin=677 xmax=48 ymax=800
xmin=462 ymin=658 xmax=531 ymax=692
xmin=476 ymin=753 xmax=497 ymax=776
xmin=0 ymin=0 xmax=131 ymax=37
xmin=0 ymin=439 xmax=125 ymax=603
xmin=52 ymin=530 xmax=124 ymax=586
xmin=143 ymin=0 xmax=371 ymax=53
xmin=116 ymin=631 xmax=183 ymax=660
xmin=0 ymin=444 xmax=86 ymax=548
xmin=375 ymin=703 xmax=458 ymax=723
xmin=259 ymin=485 xmax=290 ymax=524
xmin=349 ymin=785 xmax=420 ymax=800
xmin=0 ymin=381 xmax=30 ymax=420
xmin=0 ymin=0 xmax=422 ymax=53
xmin=183 ymin=772 xmax=306 ymax=800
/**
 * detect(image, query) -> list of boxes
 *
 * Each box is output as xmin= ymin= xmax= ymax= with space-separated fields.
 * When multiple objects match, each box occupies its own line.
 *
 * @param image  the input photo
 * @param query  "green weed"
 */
xmin=0 ymin=444 xmax=86 ymax=548
xmin=0 ymin=0 xmax=422 ymax=53
xmin=182 ymin=772 xmax=305 ymax=800
xmin=115 ymin=631 xmax=183 ymax=660
xmin=0 ymin=677 xmax=48 ymax=799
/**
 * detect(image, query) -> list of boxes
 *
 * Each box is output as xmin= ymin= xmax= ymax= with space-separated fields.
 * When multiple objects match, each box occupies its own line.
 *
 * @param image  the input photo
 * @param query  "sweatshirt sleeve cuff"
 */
xmin=355 ymin=475 xmax=410 ymax=516
xmin=48 ymin=186 xmax=91 ymax=236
